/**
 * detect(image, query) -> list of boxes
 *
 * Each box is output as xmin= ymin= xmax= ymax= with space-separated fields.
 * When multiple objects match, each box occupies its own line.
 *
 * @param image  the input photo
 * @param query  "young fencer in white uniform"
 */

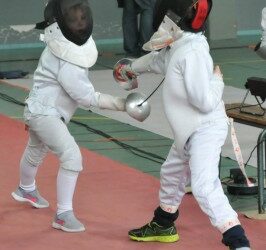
xmin=255 ymin=7 xmax=266 ymax=59
xmin=118 ymin=0 xmax=251 ymax=249
xmin=11 ymin=0 xmax=126 ymax=232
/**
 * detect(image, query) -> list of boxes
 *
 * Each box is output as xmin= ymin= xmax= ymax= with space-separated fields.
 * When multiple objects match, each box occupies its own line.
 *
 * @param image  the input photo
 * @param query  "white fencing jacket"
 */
xmin=25 ymin=47 xmax=101 ymax=123
xmin=132 ymin=32 xmax=227 ymax=156
xmin=255 ymin=7 xmax=266 ymax=59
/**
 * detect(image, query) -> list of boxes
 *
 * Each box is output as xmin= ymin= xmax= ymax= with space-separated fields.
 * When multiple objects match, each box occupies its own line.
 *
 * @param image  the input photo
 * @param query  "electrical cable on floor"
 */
xmin=71 ymin=119 xmax=166 ymax=164
xmin=0 ymin=91 xmax=166 ymax=164
xmin=244 ymin=139 xmax=265 ymax=168
xmin=1 ymin=91 xmax=264 ymax=166
xmin=0 ymin=92 xmax=25 ymax=107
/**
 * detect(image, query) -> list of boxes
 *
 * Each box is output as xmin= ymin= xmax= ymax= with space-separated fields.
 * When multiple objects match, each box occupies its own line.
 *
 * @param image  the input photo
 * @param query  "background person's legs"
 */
xmin=122 ymin=0 xmax=140 ymax=57
xmin=136 ymin=0 xmax=156 ymax=53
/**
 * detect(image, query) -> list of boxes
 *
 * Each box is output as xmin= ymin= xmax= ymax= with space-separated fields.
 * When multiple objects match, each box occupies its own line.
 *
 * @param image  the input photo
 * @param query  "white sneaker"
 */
xmin=230 ymin=247 xmax=251 ymax=250
xmin=52 ymin=210 xmax=85 ymax=233
xmin=11 ymin=187 xmax=49 ymax=208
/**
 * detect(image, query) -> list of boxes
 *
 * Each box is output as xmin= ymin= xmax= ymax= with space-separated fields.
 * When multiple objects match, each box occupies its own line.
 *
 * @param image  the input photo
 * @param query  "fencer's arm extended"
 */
xmin=96 ymin=93 xmax=126 ymax=111
xmin=255 ymin=7 xmax=266 ymax=59
xmin=182 ymin=51 xmax=224 ymax=113
xmin=131 ymin=50 xmax=167 ymax=75
xmin=58 ymin=62 xmax=125 ymax=111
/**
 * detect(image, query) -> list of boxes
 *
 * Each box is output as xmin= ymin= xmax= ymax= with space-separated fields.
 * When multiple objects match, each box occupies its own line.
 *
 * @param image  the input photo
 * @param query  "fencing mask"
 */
xmin=36 ymin=0 xmax=97 ymax=68
xmin=143 ymin=0 xmax=212 ymax=51
xmin=153 ymin=0 xmax=212 ymax=33
xmin=36 ymin=0 xmax=93 ymax=46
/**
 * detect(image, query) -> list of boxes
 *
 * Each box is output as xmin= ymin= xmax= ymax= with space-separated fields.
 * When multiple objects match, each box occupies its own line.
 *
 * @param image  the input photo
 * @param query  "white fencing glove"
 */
xmin=98 ymin=93 xmax=126 ymax=111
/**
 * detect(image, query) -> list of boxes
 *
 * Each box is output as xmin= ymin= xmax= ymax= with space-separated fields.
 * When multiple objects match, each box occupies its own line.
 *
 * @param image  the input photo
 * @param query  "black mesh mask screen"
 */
xmin=56 ymin=0 xmax=93 ymax=46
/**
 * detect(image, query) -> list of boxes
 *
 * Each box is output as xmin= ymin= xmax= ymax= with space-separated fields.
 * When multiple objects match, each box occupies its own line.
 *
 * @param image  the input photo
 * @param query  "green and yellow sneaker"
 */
xmin=128 ymin=221 xmax=179 ymax=243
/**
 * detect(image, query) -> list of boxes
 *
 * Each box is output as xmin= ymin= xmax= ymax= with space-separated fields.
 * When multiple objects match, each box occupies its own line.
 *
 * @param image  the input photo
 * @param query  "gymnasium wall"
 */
xmin=0 ymin=0 xmax=264 ymax=55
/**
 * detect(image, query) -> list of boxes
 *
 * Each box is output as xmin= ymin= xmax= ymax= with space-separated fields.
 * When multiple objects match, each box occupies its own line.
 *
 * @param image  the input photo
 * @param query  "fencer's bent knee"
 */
xmin=22 ymin=143 xmax=48 ymax=168
xmin=59 ymin=143 xmax=83 ymax=172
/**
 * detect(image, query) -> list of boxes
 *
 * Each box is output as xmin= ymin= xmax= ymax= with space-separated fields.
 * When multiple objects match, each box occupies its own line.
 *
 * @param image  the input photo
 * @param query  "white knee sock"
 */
xmin=19 ymin=156 xmax=38 ymax=192
xmin=57 ymin=168 xmax=79 ymax=215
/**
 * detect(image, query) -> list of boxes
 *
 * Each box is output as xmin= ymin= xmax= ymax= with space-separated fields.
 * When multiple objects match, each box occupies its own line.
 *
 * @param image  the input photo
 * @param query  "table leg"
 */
xmin=257 ymin=129 xmax=266 ymax=214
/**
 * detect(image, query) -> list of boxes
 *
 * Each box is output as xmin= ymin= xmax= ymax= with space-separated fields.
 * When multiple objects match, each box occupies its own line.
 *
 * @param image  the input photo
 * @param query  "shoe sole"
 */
xmin=129 ymin=234 xmax=179 ymax=243
xmin=11 ymin=192 xmax=49 ymax=209
xmin=52 ymin=222 xmax=85 ymax=233
xmin=228 ymin=248 xmax=251 ymax=250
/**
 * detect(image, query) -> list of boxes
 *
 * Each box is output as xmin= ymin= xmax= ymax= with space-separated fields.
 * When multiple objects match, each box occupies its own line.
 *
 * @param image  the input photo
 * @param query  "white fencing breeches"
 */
xmin=22 ymin=115 xmax=82 ymax=172
xmin=20 ymin=115 xmax=82 ymax=213
xmin=159 ymin=119 xmax=240 ymax=233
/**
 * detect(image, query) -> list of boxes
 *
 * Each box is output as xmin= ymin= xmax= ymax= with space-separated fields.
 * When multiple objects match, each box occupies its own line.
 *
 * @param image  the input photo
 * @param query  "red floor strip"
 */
xmin=0 ymin=114 xmax=265 ymax=250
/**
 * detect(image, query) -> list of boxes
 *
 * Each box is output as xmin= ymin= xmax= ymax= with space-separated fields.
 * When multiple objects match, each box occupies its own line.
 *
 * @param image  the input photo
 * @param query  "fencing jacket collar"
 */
xmin=40 ymin=22 xmax=98 ymax=68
